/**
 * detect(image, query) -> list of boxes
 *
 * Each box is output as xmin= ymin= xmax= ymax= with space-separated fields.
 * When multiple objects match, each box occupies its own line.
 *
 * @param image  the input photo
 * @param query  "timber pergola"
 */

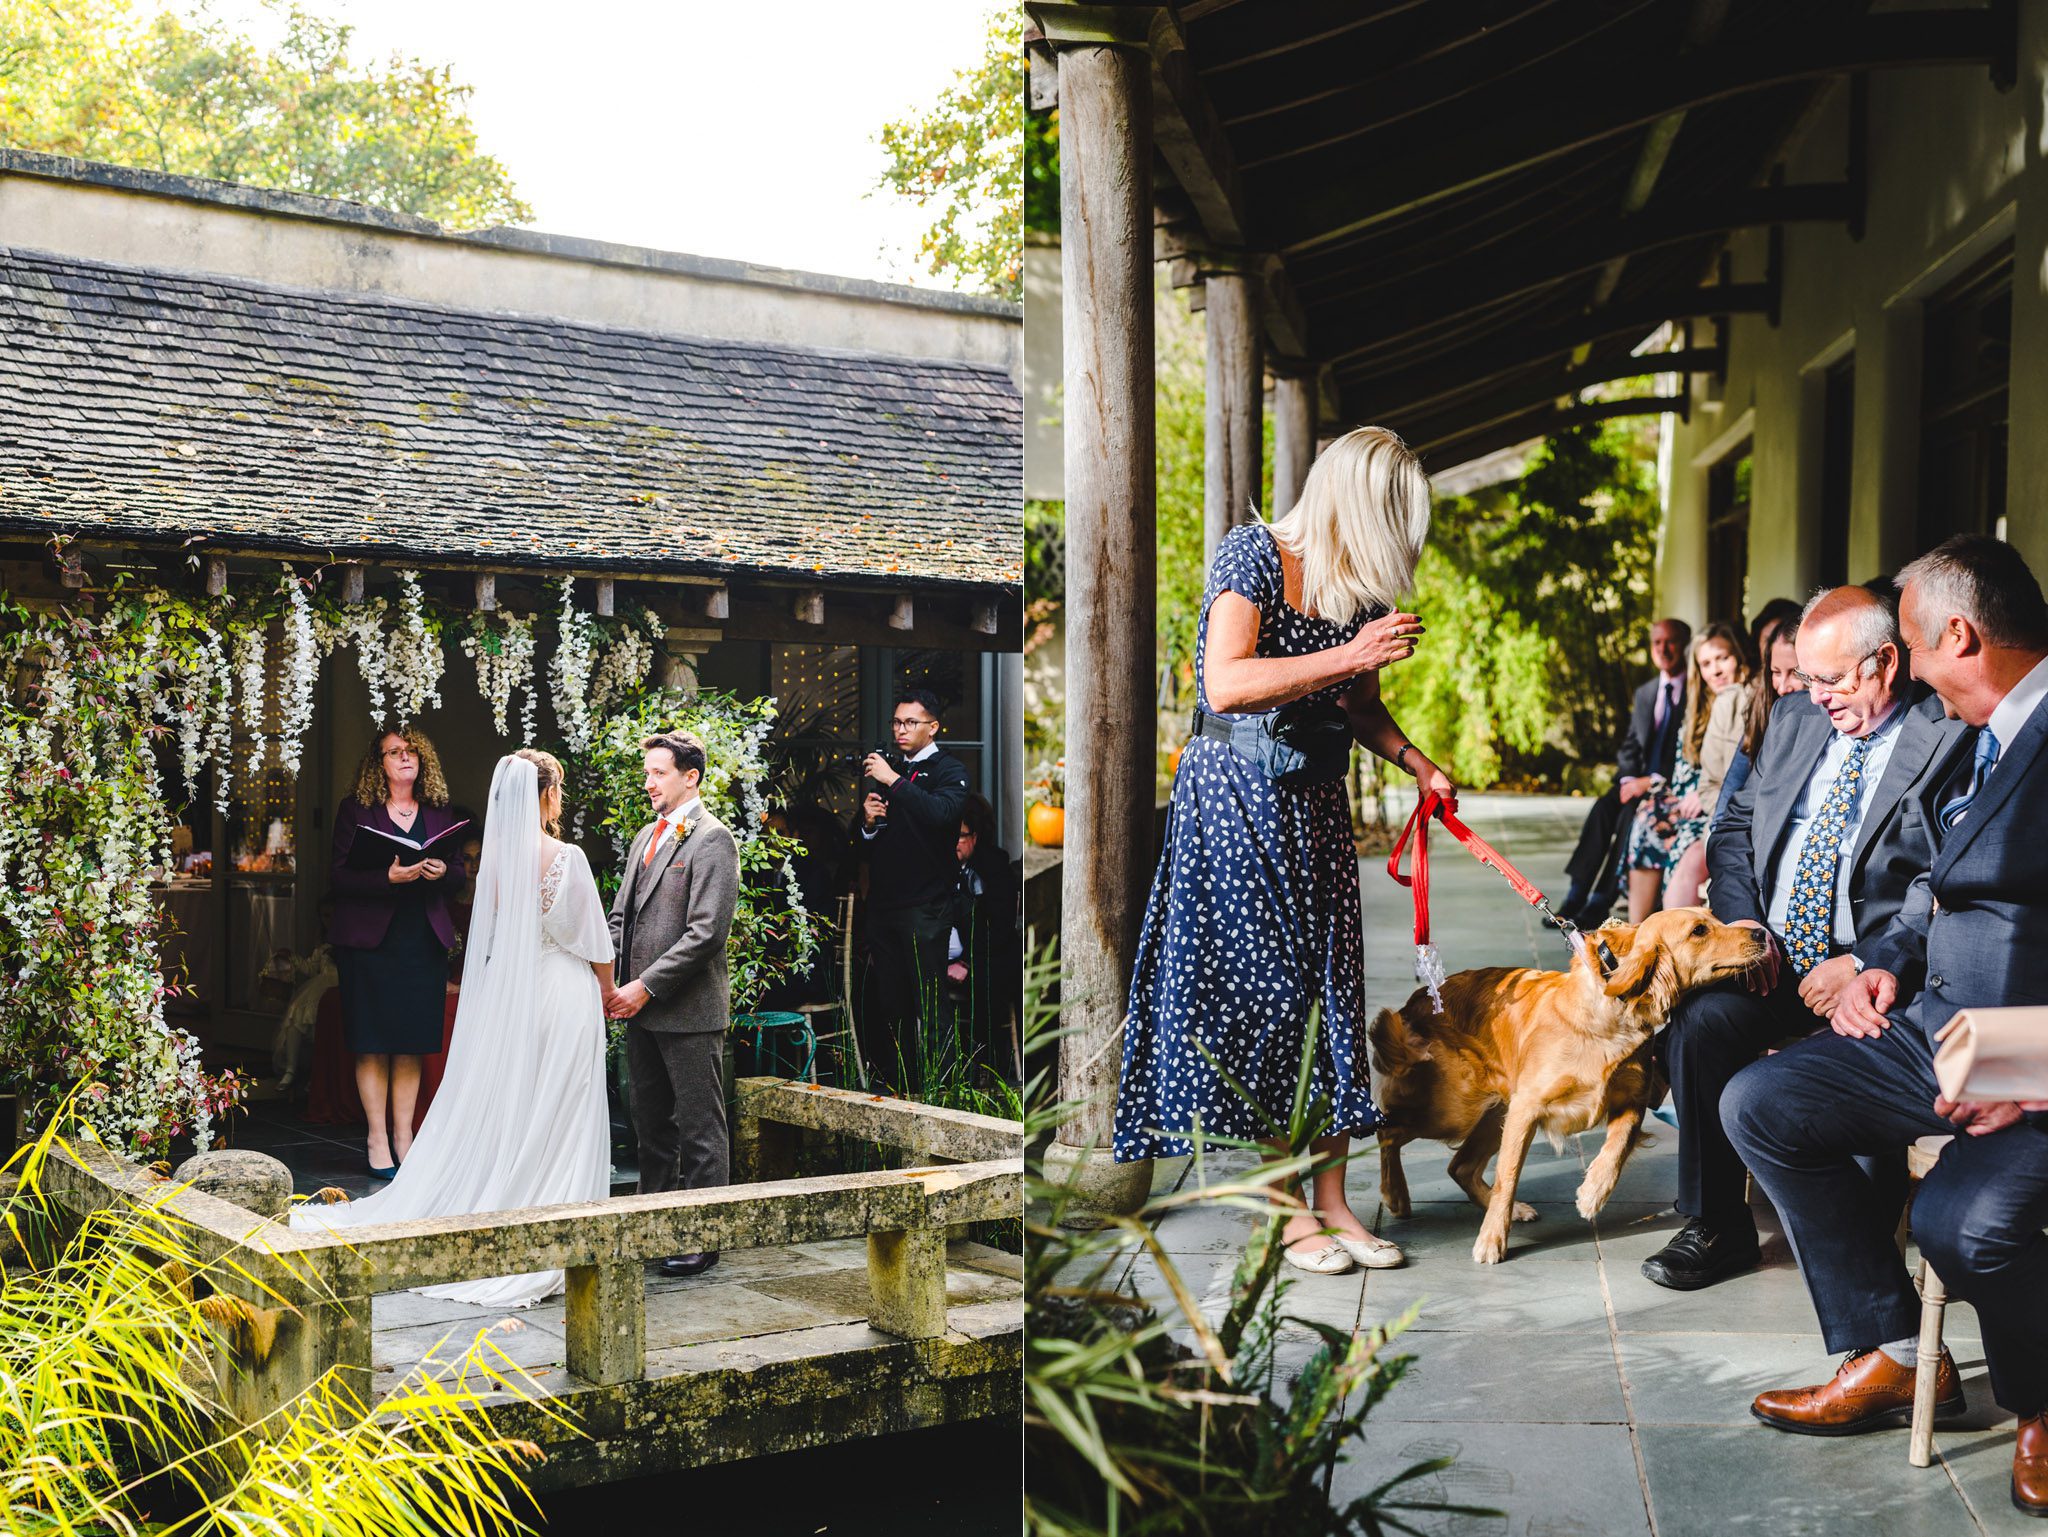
xmin=1022 ymin=0 xmax=2017 ymax=1212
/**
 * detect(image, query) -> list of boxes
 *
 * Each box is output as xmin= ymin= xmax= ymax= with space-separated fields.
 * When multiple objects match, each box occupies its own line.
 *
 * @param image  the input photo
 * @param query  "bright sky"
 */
xmin=186 ymin=0 xmax=995 ymax=286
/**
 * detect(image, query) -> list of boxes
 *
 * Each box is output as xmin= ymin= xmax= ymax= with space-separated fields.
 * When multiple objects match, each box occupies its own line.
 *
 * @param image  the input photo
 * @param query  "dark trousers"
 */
xmin=627 ymin=1026 xmax=728 ymax=1199
xmin=1562 ymin=785 xmax=1629 ymax=919
xmin=1657 ymin=978 xmax=1822 ymax=1229
xmin=863 ymin=898 xmax=953 ymax=1095
xmin=1723 ymin=1020 xmax=2048 ymax=1415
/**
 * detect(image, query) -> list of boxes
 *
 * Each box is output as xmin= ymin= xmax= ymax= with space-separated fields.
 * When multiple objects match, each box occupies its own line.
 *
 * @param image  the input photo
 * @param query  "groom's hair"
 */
xmin=643 ymin=730 xmax=707 ymax=781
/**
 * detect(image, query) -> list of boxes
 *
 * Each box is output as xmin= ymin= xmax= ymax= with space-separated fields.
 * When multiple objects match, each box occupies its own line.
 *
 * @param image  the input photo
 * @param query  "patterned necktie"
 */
xmin=1783 ymin=733 xmax=1877 ymax=974
xmin=1939 ymin=728 xmax=2001 ymax=831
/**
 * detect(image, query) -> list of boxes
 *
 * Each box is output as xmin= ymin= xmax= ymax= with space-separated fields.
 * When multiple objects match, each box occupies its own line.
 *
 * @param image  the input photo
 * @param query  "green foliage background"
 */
xmin=0 ymin=0 xmax=531 ymax=228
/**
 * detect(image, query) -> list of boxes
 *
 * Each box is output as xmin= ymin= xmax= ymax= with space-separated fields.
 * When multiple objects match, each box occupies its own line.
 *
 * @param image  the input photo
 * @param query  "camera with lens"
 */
xmin=861 ymin=745 xmax=907 ymax=803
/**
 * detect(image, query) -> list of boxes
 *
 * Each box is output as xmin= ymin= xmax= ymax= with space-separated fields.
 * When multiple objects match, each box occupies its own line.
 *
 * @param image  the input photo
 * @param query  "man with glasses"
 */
xmin=1640 ymin=584 xmax=1970 ymax=1291
xmin=859 ymin=689 xmax=970 ymax=1095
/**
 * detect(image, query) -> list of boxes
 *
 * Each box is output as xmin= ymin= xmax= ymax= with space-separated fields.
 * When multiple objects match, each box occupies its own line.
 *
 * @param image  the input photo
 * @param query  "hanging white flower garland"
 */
xmin=277 ymin=571 xmax=318 ymax=779
xmin=232 ymin=619 xmax=267 ymax=778
xmin=385 ymin=570 xmax=446 ymax=727
xmin=461 ymin=610 xmax=539 ymax=741
xmin=313 ymin=598 xmax=392 ymax=727
xmin=548 ymin=577 xmax=599 ymax=755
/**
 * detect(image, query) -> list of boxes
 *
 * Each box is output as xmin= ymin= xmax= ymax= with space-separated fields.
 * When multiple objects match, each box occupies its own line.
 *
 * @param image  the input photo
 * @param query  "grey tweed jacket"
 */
xmin=608 ymin=803 xmax=740 ymax=1034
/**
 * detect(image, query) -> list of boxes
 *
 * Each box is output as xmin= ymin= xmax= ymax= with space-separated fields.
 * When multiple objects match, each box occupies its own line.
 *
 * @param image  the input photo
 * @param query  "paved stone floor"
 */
xmin=1110 ymin=791 xmax=2023 ymax=1537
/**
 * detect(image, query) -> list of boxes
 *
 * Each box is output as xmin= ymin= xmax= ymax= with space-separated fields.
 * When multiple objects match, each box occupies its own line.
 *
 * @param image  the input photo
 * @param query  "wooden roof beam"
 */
xmin=1379 ymin=347 xmax=1723 ymax=455
xmin=1317 ymin=180 xmax=1848 ymax=362
xmin=1260 ymin=5 xmax=2014 ymax=256
xmin=1337 ymin=281 xmax=1773 ymax=424
xmin=1417 ymin=395 xmax=1688 ymax=472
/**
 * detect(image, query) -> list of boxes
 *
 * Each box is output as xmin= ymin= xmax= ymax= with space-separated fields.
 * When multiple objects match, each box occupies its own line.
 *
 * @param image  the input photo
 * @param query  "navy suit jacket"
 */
xmin=1865 ymin=688 xmax=2048 ymax=1042
xmin=1617 ymin=673 xmax=1683 ymax=781
xmin=1708 ymin=688 xmax=1970 ymax=975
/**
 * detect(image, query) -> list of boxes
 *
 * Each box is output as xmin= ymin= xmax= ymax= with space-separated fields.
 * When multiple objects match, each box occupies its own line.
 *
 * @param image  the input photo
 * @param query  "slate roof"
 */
xmin=0 ymin=247 xmax=1021 ymax=589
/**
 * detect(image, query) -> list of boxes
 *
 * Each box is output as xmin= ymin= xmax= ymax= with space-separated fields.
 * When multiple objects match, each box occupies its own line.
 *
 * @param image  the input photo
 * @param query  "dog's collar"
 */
xmin=1594 ymin=937 xmax=1619 ymax=978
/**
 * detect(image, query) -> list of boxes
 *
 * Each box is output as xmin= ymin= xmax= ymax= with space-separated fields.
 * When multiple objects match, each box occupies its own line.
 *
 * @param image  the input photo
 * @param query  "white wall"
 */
xmin=1660 ymin=24 xmax=2048 ymax=628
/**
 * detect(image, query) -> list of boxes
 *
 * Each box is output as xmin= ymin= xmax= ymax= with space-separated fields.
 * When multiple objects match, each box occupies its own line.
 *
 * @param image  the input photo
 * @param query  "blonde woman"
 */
xmin=328 ymin=728 xmax=464 ymax=1177
xmin=1114 ymin=427 xmax=1453 ymax=1275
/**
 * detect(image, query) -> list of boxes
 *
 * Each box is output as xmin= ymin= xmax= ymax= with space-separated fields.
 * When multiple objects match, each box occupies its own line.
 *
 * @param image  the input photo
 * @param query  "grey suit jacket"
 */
xmin=1616 ymin=674 xmax=1681 ymax=781
xmin=1708 ymin=688 xmax=1970 ymax=971
xmin=608 ymin=804 xmax=740 ymax=1034
xmin=1866 ymin=691 xmax=2048 ymax=1055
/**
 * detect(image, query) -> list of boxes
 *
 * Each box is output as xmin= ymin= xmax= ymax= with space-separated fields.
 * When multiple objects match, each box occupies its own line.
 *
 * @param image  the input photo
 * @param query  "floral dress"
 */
xmin=1114 ymin=524 xmax=1382 ymax=1162
xmin=1628 ymin=750 xmax=1708 ymax=872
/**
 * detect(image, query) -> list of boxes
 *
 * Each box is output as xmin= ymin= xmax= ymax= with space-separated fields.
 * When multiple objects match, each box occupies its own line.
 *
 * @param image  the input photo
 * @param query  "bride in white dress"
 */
xmin=291 ymin=749 xmax=615 ymax=1310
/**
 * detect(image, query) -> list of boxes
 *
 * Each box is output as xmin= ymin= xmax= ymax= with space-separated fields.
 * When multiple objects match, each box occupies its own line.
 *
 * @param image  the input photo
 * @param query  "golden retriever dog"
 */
xmin=1369 ymin=908 xmax=1767 ymax=1264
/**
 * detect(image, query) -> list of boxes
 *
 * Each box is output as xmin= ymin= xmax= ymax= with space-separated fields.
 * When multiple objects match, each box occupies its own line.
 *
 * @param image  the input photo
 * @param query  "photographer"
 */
xmin=858 ymin=689 xmax=971 ymax=1095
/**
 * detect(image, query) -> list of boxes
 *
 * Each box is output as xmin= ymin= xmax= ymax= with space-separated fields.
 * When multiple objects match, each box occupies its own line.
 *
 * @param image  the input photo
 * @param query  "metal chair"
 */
xmin=796 ymin=893 xmax=866 ymax=1091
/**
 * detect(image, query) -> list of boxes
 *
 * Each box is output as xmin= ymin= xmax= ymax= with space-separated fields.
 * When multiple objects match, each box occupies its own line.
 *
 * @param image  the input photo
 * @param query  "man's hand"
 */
xmin=1933 ymin=1097 xmax=2026 ymax=1137
xmin=1619 ymin=775 xmax=1652 ymax=806
xmin=862 ymin=791 xmax=889 ymax=830
xmin=605 ymin=980 xmax=651 ymax=1019
xmin=862 ymin=752 xmax=901 ymax=788
xmin=1798 ymin=954 xmax=1858 ymax=1019
xmin=1731 ymin=919 xmax=1781 ymax=995
xmin=1831 ymin=967 xmax=1898 ymax=1038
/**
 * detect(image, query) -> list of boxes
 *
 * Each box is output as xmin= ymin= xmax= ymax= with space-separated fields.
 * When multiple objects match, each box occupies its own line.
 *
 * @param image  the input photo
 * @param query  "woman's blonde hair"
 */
xmin=1682 ymin=622 xmax=1754 ymax=761
xmin=516 ymin=747 xmax=566 ymax=837
xmin=1268 ymin=425 xmax=1432 ymax=626
xmin=352 ymin=726 xmax=450 ymax=808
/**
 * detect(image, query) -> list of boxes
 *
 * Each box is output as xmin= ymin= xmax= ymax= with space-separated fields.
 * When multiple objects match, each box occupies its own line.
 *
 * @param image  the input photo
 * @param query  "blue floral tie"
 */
xmin=1784 ymin=734 xmax=1876 ymax=975
xmin=1938 ymin=728 xmax=2000 ymax=832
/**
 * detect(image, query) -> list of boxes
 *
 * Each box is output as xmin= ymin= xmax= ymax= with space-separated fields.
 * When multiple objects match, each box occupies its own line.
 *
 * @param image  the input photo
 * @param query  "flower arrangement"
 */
xmin=277 ymin=569 xmax=318 ymax=778
xmin=460 ymin=610 xmax=539 ymax=741
xmin=384 ymin=570 xmax=447 ymax=726
xmin=1029 ymin=756 xmax=1066 ymax=809
xmin=547 ymin=577 xmax=599 ymax=755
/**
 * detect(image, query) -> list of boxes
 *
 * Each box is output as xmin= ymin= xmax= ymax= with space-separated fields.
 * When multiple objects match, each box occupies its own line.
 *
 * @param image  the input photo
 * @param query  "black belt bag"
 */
xmin=1193 ymin=700 xmax=1353 ymax=788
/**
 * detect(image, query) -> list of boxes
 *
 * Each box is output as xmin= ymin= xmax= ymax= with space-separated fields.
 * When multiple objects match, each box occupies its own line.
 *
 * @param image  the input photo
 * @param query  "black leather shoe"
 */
xmin=1641 ymin=1218 xmax=1761 ymax=1291
xmin=658 ymin=1252 xmax=719 ymax=1278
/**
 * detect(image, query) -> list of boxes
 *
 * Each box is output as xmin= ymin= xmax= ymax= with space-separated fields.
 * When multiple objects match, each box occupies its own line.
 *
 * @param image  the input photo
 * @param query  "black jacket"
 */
xmin=863 ymin=748 xmax=972 ymax=911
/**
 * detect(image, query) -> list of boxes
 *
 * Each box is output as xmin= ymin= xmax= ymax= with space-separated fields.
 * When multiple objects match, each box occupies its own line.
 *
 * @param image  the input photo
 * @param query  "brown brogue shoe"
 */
xmin=1751 ymin=1348 xmax=1965 ymax=1436
xmin=2014 ymin=1412 xmax=2048 ymax=1518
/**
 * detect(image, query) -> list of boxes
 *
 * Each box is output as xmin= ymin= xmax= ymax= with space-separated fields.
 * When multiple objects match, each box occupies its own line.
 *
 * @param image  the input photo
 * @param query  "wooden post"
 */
xmin=969 ymin=600 xmax=1000 ymax=636
xmin=594 ymin=578 xmax=616 ymax=618
xmin=474 ymin=573 xmax=498 ymax=611
xmin=57 ymin=548 xmax=86 ymax=588
xmin=204 ymin=555 xmax=228 ymax=597
xmin=564 ymin=1261 xmax=646 ymax=1387
xmin=339 ymin=564 xmax=365 ymax=604
xmin=1043 ymin=17 xmax=1157 ymax=1218
xmin=889 ymin=593 xmax=915 ymax=632
xmin=1203 ymin=263 xmax=1263 ymax=560
xmin=793 ymin=590 xmax=825 ymax=627
xmin=866 ymin=1225 xmax=948 ymax=1340
xmin=703 ymin=584 xmax=730 ymax=622
xmin=1271 ymin=368 xmax=1318 ymax=517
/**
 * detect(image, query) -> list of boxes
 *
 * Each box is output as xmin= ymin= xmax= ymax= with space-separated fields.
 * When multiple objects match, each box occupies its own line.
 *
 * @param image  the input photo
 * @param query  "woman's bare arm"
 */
xmin=1203 ymin=592 xmax=1423 ymax=714
xmin=1342 ymin=671 xmax=1457 ymax=802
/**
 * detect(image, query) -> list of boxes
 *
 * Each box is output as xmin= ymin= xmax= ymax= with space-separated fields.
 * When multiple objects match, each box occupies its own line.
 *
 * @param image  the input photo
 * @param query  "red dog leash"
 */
xmin=1389 ymin=793 xmax=1595 ymax=1009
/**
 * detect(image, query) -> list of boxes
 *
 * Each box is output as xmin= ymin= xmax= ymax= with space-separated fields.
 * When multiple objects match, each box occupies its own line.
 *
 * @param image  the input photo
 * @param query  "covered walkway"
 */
xmin=1111 ymin=792 xmax=2023 ymax=1537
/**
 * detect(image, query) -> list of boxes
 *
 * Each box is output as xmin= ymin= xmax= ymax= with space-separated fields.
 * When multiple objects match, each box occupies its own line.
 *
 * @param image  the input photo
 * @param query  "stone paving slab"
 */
xmin=1111 ymin=794 xmax=2004 ymax=1537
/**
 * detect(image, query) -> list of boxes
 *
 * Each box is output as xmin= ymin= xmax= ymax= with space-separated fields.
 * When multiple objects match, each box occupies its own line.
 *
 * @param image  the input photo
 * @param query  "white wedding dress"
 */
xmin=291 ymin=755 xmax=613 ymax=1309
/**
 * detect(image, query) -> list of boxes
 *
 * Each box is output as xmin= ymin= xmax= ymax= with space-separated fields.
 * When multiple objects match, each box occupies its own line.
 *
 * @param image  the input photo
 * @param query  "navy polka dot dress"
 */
xmin=1114 ymin=523 xmax=1383 ymax=1162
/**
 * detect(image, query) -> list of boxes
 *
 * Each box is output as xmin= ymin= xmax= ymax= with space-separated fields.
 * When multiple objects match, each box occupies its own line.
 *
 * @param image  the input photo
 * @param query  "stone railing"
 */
xmin=43 ymin=1078 xmax=1022 ymax=1429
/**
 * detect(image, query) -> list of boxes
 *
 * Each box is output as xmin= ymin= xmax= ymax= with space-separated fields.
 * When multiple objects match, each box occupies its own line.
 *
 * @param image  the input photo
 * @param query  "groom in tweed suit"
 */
xmin=606 ymin=730 xmax=740 ymax=1278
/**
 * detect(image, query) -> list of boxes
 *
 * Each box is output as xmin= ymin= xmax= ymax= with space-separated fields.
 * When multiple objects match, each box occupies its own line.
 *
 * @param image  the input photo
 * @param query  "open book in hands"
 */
xmin=341 ymin=818 xmax=474 ymax=871
xmin=1933 ymin=1007 xmax=2048 ymax=1102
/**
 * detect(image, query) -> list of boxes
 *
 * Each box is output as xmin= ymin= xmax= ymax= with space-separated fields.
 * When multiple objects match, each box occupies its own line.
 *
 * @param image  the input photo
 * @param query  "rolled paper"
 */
xmin=1932 ymin=1007 xmax=2048 ymax=1102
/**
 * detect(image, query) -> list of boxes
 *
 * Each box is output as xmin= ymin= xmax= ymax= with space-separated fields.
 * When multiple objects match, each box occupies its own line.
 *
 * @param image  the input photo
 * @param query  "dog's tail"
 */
xmin=1367 ymin=1004 xmax=1428 ymax=1078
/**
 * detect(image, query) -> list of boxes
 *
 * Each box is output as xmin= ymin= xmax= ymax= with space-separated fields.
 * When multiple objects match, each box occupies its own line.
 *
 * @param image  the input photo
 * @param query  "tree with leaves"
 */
xmin=875 ymin=6 xmax=1022 ymax=302
xmin=0 ymin=0 xmax=530 ymax=230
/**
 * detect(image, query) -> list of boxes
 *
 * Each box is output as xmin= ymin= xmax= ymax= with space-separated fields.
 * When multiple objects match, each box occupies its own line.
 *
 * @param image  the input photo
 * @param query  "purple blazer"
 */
xmin=327 ymin=798 xmax=464 ymax=952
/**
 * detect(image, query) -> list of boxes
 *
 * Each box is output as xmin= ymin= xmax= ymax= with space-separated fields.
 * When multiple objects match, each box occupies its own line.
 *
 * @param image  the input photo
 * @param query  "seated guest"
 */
xmin=1663 ymin=623 xmax=1756 ymax=907
xmin=1711 ymin=619 xmax=1804 ymax=834
xmin=1722 ymin=537 xmax=2048 ymax=1509
xmin=1558 ymin=618 xmax=1690 ymax=926
xmin=946 ymin=794 xmax=1022 ymax=1083
xmin=1747 ymin=596 xmax=1804 ymax=680
xmin=1641 ymin=585 xmax=1969 ymax=1290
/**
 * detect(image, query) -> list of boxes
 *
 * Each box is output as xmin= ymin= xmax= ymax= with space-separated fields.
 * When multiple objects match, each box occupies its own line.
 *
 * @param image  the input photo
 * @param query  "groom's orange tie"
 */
xmin=642 ymin=820 xmax=669 ymax=868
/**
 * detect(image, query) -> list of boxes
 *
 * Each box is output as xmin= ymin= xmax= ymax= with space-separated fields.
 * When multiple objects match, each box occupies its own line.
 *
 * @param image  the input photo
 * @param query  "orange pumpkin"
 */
xmin=1027 ymin=802 xmax=1065 ymax=848
xmin=1167 ymin=745 xmax=1183 ymax=777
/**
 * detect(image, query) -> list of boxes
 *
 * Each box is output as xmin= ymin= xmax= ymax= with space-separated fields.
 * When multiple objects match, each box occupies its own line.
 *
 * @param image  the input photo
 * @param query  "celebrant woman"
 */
xmin=1114 ymin=426 xmax=1453 ymax=1276
xmin=328 ymin=727 xmax=465 ymax=1178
